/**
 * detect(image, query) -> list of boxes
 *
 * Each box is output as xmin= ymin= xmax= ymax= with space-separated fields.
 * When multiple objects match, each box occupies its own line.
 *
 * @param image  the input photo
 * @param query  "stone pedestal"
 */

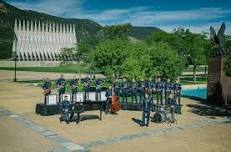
xmin=207 ymin=56 xmax=231 ymax=105
xmin=207 ymin=56 xmax=223 ymax=104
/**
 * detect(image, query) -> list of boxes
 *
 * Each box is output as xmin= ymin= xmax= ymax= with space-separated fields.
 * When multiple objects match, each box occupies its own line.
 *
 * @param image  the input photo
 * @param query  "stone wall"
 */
xmin=221 ymin=58 xmax=231 ymax=104
xmin=207 ymin=56 xmax=231 ymax=105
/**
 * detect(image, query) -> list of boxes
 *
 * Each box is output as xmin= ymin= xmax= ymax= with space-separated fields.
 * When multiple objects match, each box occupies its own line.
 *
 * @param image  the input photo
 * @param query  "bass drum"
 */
xmin=152 ymin=112 xmax=166 ymax=123
xmin=111 ymin=95 xmax=121 ymax=113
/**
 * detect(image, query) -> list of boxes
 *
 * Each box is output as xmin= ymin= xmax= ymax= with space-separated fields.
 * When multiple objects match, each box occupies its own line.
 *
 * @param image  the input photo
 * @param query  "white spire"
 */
xmin=34 ymin=20 xmax=37 ymax=31
xmin=30 ymin=20 xmax=33 ymax=31
xmin=38 ymin=21 xmax=41 ymax=32
xmin=45 ymin=22 xmax=48 ymax=32
xmin=49 ymin=23 xmax=52 ymax=32
xmin=56 ymin=22 xmax=59 ymax=33
xmin=18 ymin=19 xmax=21 ymax=31
xmin=63 ymin=23 xmax=65 ymax=33
xmin=14 ymin=19 xmax=17 ymax=31
xmin=42 ymin=22 xmax=45 ymax=32
xmin=26 ymin=20 xmax=30 ymax=31
xmin=70 ymin=24 xmax=72 ymax=33
xmin=22 ymin=20 xmax=26 ymax=31
xmin=60 ymin=23 xmax=63 ymax=33
xmin=73 ymin=24 xmax=75 ymax=33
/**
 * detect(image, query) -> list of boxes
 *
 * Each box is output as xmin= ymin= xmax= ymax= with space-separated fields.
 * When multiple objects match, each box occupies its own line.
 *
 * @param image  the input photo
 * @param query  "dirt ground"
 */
xmin=0 ymin=70 xmax=231 ymax=152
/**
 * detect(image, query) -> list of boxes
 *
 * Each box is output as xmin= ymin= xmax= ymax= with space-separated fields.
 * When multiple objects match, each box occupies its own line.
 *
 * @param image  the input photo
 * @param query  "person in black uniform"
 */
xmin=113 ymin=80 xmax=121 ymax=96
xmin=122 ymin=78 xmax=129 ymax=103
xmin=69 ymin=75 xmax=78 ymax=103
xmin=131 ymin=79 xmax=138 ymax=103
xmin=141 ymin=89 xmax=152 ymax=127
xmin=165 ymin=78 xmax=173 ymax=104
xmin=105 ymin=86 xmax=112 ymax=114
xmin=42 ymin=77 xmax=51 ymax=104
xmin=139 ymin=79 xmax=146 ymax=103
xmin=147 ymin=78 xmax=154 ymax=99
xmin=83 ymin=76 xmax=91 ymax=101
xmin=56 ymin=74 xmax=66 ymax=103
xmin=95 ymin=77 xmax=103 ymax=101
xmin=156 ymin=77 xmax=164 ymax=105
xmin=174 ymin=78 xmax=182 ymax=105
xmin=152 ymin=78 xmax=157 ymax=104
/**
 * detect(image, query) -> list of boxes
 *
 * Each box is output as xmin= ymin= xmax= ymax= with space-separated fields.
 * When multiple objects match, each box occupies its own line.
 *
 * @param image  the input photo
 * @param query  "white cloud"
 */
xmin=159 ymin=21 xmax=231 ymax=35
xmin=7 ymin=0 xmax=83 ymax=17
xmin=7 ymin=0 xmax=231 ymax=34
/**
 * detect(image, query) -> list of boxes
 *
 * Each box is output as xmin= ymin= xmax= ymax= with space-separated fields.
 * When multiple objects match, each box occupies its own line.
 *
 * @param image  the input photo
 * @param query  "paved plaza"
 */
xmin=0 ymin=70 xmax=231 ymax=152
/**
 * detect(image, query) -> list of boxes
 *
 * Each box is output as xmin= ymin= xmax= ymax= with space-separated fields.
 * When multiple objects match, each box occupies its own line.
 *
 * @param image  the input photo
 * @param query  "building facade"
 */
xmin=12 ymin=19 xmax=77 ymax=61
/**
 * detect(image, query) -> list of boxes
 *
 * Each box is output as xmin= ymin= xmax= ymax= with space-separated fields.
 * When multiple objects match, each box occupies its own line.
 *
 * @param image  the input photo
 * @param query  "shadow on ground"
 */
xmin=80 ymin=115 xmax=100 ymax=121
xmin=131 ymin=118 xmax=142 ymax=126
xmin=185 ymin=96 xmax=231 ymax=117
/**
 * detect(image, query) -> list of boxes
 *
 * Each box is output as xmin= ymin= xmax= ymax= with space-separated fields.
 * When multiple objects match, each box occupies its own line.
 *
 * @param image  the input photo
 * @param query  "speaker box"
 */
xmin=36 ymin=103 xmax=59 ymax=116
xmin=175 ymin=105 xmax=182 ymax=114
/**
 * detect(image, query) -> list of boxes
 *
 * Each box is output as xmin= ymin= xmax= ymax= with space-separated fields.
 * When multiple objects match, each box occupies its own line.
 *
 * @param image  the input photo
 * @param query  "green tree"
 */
xmin=90 ymin=38 xmax=130 ymax=78
xmin=146 ymin=42 xmax=185 ymax=80
xmin=224 ymin=36 xmax=231 ymax=76
xmin=173 ymin=28 xmax=208 ymax=83
xmin=58 ymin=47 xmax=76 ymax=65
xmin=103 ymin=23 xmax=131 ymax=40
xmin=146 ymin=31 xmax=176 ymax=46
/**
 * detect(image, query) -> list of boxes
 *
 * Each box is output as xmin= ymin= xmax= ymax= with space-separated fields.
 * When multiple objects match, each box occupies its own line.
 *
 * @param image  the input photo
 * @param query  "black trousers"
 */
xmin=142 ymin=111 xmax=150 ymax=126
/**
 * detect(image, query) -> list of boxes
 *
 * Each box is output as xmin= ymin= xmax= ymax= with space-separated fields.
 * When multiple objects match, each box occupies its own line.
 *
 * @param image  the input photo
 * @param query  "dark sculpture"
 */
xmin=210 ymin=23 xmax=226 ymax=56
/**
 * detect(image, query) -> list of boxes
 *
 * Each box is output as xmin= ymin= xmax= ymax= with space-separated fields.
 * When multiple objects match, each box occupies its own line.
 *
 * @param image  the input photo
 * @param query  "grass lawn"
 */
xmin=0 ymin=64 xmax=207 ymax=74
xmin=184 ymin=66 xmax=207 ymax=73
xmin=0 ymin=64 xmax=91 ymax=73
xmin=180 ymin=76 xmax=207 ymax=85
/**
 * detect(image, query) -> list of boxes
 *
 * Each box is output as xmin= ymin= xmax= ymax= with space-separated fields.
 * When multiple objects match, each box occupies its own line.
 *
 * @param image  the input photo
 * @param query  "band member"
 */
xmin=174 ymin=78 xmax=182 ymax=105
xmin=95 ymin=77 xmax=103 ymax=101
xmin=146 ymin=77 xmax=154 ymax=98
xmin=141 ymin=90 xmax=152 ymax=127
xmin=105 ymin=86 xmax=112 ymax=114
xmin=164 ymin=78 xmax=173 ymax=104
xmin=83 ymin=76 xmax=91 ymax=101
xmin=56 ymin=74 xmax=66 ymax=102
xmin=42 ymin=77 xmax=51 ymax=104
xmin=69 ymin=76 xmax=78 ymax=103
xmin=152 ymin=78 xmax=157 ymax=103
xmin=131 ymin=79 xmax=138 ymax=103
xmin=156 ymin=77 xmax=164 ymax=105
xmin=59 ymin=95 xmax=74 ymax=123
xmin=113 ymin=80 xmax=121 ymax=96
xmin=139 ymin=79 xmax=146 ymax=103
xmin=122 ymin=78 xmax=129 ymax=103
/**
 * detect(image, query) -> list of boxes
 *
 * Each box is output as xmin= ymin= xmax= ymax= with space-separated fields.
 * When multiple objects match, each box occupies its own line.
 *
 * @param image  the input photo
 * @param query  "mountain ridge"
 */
xmin=0 ymin=0 xmax=162 ymax=59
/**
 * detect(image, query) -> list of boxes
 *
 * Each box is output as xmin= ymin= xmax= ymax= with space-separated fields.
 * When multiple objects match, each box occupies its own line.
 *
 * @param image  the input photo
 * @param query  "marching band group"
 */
xmin=42 ymin=74 xmax=182 ymax=126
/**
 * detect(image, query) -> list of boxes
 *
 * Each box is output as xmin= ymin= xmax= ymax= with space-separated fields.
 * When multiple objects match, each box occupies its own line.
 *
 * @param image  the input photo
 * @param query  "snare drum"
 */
xmin=152 ymin=112 xmax=166 ymax=123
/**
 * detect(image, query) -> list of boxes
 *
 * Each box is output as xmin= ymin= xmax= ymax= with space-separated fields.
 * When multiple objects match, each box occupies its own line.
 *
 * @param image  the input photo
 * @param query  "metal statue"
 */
xmin=210 ymin=22 xmax=226 ymax=56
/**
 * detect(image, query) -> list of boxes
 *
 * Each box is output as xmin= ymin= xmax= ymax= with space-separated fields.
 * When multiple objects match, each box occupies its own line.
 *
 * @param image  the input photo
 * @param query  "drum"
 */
xmin=89 ymin=92 xmax=96 ymax=101
xmin=111 ymin=95 xmax=121 ymax=113
xmin=152 ymin=112 xmax=166 ymax=123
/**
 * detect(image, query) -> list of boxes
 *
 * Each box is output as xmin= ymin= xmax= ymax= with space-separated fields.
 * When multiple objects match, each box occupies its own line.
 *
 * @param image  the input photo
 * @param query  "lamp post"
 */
xmin=14 ymin=52 xmax=17 ymax=82
xmin=13 ymin=31 xmax=17 ymax=82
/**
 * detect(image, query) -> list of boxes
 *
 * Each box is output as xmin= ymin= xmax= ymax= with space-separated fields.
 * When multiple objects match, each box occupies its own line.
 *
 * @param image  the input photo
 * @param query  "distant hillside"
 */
xmin=0 ymin=0 xmax=162 ymax=59
xmin=129 ymin=26 xmax=162 ymax=40
xmin=0 ymin=0 xmax=103 ymax=59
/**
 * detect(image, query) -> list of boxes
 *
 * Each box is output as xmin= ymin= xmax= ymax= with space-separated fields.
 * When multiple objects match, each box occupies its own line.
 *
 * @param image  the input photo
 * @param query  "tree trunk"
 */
xmin=204 ymin=65 xmax=207 ymax=77
xmin=193 ymin=64 xmax=197 ymax=84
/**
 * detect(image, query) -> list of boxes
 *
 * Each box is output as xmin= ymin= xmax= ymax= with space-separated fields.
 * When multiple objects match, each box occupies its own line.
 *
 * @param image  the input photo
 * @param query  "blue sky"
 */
xmin=6 ymin=0 xmax=231 ymax=34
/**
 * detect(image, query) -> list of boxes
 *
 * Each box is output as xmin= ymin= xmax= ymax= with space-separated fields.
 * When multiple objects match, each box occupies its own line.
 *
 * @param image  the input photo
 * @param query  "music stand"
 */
xmin=46 ymin=94 xmax=58 ymax=105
